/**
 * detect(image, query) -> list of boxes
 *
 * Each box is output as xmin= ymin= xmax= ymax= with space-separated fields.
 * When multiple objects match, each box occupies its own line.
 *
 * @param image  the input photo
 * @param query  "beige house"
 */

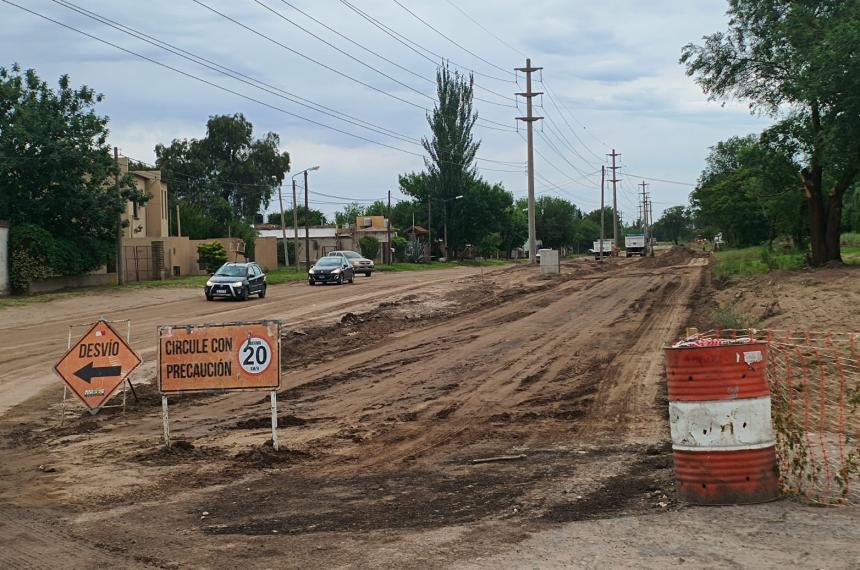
xmin=343 ymin=215 xmax=392 ymax=263
xmin=118 ymin=157 xmax=169 ymax=239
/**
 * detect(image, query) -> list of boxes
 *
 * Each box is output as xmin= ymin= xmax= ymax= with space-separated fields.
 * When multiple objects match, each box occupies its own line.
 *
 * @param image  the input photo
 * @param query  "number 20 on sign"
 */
xmin=157 ymin=321 xmax=281 ymax=393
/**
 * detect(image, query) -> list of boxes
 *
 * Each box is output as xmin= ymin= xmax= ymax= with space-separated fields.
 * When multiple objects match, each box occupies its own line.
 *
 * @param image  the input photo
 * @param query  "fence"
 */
xmin=679 ymin=329 xmax=860 ymax=504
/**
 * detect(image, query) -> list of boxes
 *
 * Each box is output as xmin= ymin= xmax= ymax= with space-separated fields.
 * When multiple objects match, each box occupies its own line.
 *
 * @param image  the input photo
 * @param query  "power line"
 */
xmin=270 ymin=0 xmax=515 ymax=112
xmin=391 ymin=0 xmax=513 ymax=77
xmin=540 ymin=80 xmax=609 ymax=161
xmin=442 ymin=0 xmax=526 ymax=58
xmin=338 ymin=0 xmax=514 ymax=85
xmin=3 ymin=1 xmax=520 ymax=178
xmin=50 ymin=0 xmax=419 ymax=146
xmin=624 ymin=172 xmax=696 ymax=187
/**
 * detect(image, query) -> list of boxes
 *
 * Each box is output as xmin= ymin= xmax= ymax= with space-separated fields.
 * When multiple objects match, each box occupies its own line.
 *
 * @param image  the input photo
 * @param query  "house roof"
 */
xmin=257 ymin=227 xmax=338 ymax=239
xmin=402 ymin=225 xmax=428 ymax=234
xmin=130 ymin=170 xmax=162 ymax=180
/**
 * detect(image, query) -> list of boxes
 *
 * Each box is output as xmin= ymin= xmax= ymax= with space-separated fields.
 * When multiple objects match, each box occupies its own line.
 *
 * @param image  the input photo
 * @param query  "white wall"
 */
xmin=0 ymin=223 xmax=8 ymax=295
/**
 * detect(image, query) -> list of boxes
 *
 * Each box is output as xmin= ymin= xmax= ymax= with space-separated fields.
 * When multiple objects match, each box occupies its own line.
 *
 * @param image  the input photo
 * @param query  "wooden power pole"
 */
xmin=608 ymin=149 xmax=620 ymax=249
xmin=114 ymin=146 xmax=125 ymax=285
xmin=387 ymin=190 xmax=392 ymax=264
xmin=515 ymin=58 xmax=543 ymax=263
xmin=292 ymin=179 xmax=300 ymax=272
xmin=600 ymin=165 xmax=605 ymax=261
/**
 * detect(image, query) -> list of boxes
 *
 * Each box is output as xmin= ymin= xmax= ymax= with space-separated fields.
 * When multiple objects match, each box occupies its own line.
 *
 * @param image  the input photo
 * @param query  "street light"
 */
xmin=442 ymin=194 xmax=463 ymax=259
xmin=272 ymin=175 xmax=290 ymax=271
xmin=292 ymin=166 xmax=320 ymax=270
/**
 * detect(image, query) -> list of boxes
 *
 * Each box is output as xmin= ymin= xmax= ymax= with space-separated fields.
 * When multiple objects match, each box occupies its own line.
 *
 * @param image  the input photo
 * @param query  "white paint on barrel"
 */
xmin=669 ymin=396 xmax=774 ymax=452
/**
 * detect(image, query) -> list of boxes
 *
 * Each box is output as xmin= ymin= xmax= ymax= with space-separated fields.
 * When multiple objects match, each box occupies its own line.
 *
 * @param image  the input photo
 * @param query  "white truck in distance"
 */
xmin=589 ymin=239 xmax=615 ymax=260
xmin=624 ymin=234 xmax=647 ymax=257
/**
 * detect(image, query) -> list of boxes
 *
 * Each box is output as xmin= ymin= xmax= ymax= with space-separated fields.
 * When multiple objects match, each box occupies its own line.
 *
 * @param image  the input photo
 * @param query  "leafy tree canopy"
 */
xmin=155 ymin=113 xmax=290 ymax=239
xmin=681 ymin=0 xmax=860 ymax=264
xmin=0 ymin=64 xmax=145 ymax=288
xmin=266 ymin=206 xmax=326 ymax=227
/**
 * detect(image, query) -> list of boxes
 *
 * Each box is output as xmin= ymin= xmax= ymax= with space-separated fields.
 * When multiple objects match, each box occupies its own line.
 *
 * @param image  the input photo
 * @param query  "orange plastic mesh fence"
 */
xmin=681 ymin=329 xmax=860 ymax=504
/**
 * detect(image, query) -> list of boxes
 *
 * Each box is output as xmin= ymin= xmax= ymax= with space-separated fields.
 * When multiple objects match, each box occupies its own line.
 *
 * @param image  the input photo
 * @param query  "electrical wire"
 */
xmin=540 ymin=80 xmax=609 ymax=160
xmin=441 ymin=0 xmax=526 ymax=58
xmin=338 ymin=0 xmax=514 ymax=86
xmin=390 ymin=0 xmax=513 ymax=78
xmin=1 ymin=1 xmax=520 ymax=177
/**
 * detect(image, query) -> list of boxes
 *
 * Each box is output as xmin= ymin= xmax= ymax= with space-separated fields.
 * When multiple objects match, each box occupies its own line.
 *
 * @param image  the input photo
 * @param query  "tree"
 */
xmin=652 ymin=206 xmax=693 ymax=245
xmin=196 ymin=241 xmax=228 ymax=273
xmin=155 ymin=113 xmax=290 ymax=238
xmin=534 ymin=197 xmax=580 ymax=248
xmin=335 ymin=202 xmax=367 ymax=226
xmin=364 ymin=200 xmax=388 ymax=217
xmin=391 ymin=235 xmax=408 ymax=262
xmin=691 ymin=135 xmax=804 ymax=247
xmin=681 ymin=1 xmax=860 ymax=264
xmin=358 ymin=236 xmax=379 ymax=260
xmin=0 ymin=64 xmax=145 ymax=291
xmin=421 ymin=63 xmax=479 ymax=255
xmin=266 ymin=207 xmax=326 ymax=226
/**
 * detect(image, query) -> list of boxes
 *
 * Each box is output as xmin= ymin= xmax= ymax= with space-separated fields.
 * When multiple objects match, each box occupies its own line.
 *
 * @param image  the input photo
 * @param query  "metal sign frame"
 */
xmin=54 ymin=319 xmax=142 ymax=415
xmin=156 ymin=319 xmax=282 ymax=449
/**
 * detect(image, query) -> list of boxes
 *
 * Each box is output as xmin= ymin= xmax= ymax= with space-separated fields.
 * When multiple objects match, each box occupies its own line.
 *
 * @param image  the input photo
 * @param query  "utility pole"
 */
xmin=515 ymin=58 xmax=543 ymax=264
xmin=387 ymin=190 xmax=392 ymax=264
xmin=276 ymin=181 xmax=289 ymax=269
xmin=608 ymin=149 xmax=620 ymax=249
xmin=114 ymin=147 xmax=125 ymax=285
xmin=303 ymin=170 xmax=311 ymax=269
xmin=599 ymin=165 xmax=605 ymax=262
xmin=176 ymin=204 xmax=182 ymax=237
xmin=291 ymin=179 xmax=300 ymax=272
xmin=639 ymin=180 xmax=649 ymax=253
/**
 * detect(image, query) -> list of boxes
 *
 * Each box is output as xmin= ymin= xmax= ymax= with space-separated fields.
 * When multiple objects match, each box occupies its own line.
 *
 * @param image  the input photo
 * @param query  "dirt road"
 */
xmin=3 ymin=252 xmax=858 ymax=569
xmin=0 ymin=266 xmax=484 ymax=415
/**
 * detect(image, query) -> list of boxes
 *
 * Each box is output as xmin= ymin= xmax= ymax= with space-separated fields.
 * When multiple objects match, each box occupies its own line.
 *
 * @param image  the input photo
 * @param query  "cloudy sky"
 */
xmin=1 ymin=0 xmax=771 ymax=222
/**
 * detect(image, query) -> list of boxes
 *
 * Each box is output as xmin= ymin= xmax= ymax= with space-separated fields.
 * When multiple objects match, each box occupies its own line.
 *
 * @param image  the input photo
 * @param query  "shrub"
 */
xmin=9 ymin=224 xmax=53 ymax=294
xmin=359 ymin=236 xmax=379 ymax=260
xmin=391 ymin=236 xmax=408 ymax=262
xmin=478 ymin=232 xmax=503 ymax=258
xmin=197 ymin=241 xmax=229 ymax=273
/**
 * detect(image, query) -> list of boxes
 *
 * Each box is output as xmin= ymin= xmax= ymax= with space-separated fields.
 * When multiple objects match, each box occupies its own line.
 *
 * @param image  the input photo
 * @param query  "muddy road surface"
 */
xmin=6 ymin=252 xmax=853 ymax=569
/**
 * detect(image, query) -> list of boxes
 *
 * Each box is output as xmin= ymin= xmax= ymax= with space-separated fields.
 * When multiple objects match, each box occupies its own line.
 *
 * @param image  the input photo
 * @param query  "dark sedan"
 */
xmin=308 ymin=256 xmax=355 ymax=285
xmin=205 ymin=262 xmax=267 ymax=301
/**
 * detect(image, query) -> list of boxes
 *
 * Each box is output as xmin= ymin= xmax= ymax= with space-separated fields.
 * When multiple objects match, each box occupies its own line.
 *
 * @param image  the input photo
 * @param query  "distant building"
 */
xmin=118 ymin=157 xmax=169 ymax=239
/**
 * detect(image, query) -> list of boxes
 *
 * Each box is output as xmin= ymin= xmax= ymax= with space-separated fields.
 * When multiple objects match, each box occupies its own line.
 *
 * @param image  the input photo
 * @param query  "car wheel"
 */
xmin=239 ymin=286 xmax=249 ymax=301
xmin=349 ymin=274 xmax=355 ymax=283
xmin=308 ymin=280 xmax=314 ymax=286
xmin=336 ymin=275 xmax=343 ymax=285
xmin=259 ymin=284 xmax=267 ymax=298
xmin=205 ymin=293 xmax=214 ymax=301
xmin=366 ymin=271 xmax=372 ymax=277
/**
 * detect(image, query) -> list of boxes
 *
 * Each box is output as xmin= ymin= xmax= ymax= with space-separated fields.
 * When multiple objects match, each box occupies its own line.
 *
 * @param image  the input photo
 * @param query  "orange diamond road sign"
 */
xmin=158 ymin=321 xmax=281 ymax=394
xmin=54 ymin=320 xmax=142 ymax=411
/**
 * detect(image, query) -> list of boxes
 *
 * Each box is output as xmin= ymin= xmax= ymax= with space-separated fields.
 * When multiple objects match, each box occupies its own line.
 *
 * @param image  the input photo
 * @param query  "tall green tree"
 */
xmin=681 ymin=0 xmax=860 ymax=264
xmin=652 ymin=206 xmax=693 ymax=245
xmin=335 ymin=202 xmax=366 ymax=226
xmin=266 ymin=207 xmax=326 ymax=226
xmin=536 ymin=196 xmax=581 ymax=248
xmin=0 ymin=64 xmax=144 ymax=290
xmin=155 ymin=113 xmax=290 ymax=238
xmin=691 ymin=135 xmax=804 ymax=246
xmin=420 ymin=63 xmax=479 ymax=255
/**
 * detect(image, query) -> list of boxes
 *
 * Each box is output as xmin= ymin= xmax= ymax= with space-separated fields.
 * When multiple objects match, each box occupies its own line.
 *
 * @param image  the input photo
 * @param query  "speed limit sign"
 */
xmin=158 ymin=321 xmax=281 ymax=393
xmin=238 ymin=336 xmax=273 ymax=375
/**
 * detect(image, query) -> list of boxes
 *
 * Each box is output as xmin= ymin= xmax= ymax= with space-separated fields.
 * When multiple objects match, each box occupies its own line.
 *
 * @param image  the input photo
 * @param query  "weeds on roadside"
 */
xmin=711 ymin=303 xmax=756 ymax=330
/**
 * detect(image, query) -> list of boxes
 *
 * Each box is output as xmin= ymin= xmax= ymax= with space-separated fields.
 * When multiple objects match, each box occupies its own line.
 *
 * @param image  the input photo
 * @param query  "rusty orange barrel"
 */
xmin=665 ymin=341 xmax=779 ymax=505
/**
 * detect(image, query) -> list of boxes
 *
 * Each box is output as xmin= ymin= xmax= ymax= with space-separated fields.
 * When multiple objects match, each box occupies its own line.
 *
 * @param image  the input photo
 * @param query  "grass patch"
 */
xmin=0 ymin=267 xmax=307 ymax=309
xmin=711 ymin=303 xmax=757 ymax=330
xmin=841 ymin=233 xmax=860 ymax=247
xmin=713 ymin=246 xmax=806 ymax=280
xmin=375 ymin=259 xmax=511 ymax=272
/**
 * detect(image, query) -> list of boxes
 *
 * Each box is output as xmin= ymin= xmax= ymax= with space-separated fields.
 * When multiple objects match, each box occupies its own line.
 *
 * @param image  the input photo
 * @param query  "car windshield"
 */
xmin=315 ymin=257 xmax=343 ymax=267
xmin=215 ymin=265 xmax=247 ymax=277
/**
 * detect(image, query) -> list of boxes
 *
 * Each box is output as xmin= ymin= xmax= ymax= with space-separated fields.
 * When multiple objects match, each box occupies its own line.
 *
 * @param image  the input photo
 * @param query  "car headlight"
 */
xmin=308 ymin=269 xmax=315 ymax=274
xmin=206 ymin=280 xmax=214 ymax=287
xmin=231 ymin=281 xmax=243 ymax=288
xmin=332 ymin=268 xmax=342 ymax=274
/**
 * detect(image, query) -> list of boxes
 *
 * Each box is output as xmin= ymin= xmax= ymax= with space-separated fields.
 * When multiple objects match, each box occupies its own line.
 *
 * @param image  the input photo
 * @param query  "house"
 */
xmin=120 ymin=160 xmax=169 ymax=239
xmin=255 ymin=225 xmax=354 ymax=269
xmin=344 ymin=215 xmax=392 ymax=263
